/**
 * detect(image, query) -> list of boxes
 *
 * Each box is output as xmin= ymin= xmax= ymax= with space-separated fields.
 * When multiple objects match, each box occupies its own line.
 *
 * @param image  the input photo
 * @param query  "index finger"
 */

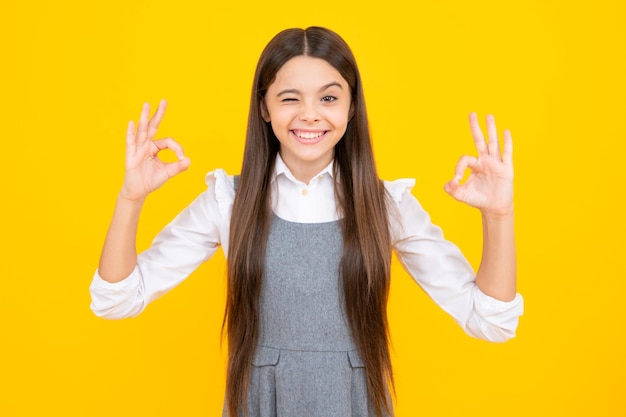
xmin=469 ymin=112 xmax=488 ymax=156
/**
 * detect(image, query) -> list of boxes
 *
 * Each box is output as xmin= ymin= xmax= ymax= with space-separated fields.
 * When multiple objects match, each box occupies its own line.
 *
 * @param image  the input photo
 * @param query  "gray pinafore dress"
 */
xmin=224 ymin=207 xmax=390 ymax=416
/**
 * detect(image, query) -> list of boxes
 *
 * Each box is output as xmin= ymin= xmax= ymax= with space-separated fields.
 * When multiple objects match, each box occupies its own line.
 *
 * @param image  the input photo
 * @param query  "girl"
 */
xmin=91 ymin=27 xmax=523 ymax=417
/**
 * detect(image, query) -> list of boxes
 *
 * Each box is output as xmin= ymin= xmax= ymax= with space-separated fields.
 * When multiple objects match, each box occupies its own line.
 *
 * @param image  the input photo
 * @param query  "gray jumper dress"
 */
xmin=225 ymin=211 xmax=390 ymax=417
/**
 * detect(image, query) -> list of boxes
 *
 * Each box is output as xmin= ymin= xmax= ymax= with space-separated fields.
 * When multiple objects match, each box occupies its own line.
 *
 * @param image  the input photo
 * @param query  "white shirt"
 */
xmin=90 ymin=154 xmax=523 ymax=342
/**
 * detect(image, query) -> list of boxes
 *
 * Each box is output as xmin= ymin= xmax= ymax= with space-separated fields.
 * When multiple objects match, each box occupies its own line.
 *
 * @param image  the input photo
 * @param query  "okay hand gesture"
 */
xmin=444 ymin=113 xmax=514 ymax=216
xmin=120 ymin=100 xmax=190 ymax=202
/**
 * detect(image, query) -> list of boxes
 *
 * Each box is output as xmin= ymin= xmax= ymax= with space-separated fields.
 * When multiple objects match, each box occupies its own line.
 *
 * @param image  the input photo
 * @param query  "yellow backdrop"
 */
xmin=1 ymin=0 xmax=624 ymax=415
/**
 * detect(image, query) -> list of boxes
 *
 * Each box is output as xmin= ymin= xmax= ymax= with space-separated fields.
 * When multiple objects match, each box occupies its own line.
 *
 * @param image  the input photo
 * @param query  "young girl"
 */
xmin=91 ymin=27 xmax=523 ymax=417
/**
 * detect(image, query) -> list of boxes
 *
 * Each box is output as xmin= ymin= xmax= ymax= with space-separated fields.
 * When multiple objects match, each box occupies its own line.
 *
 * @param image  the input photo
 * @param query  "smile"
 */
xmin=292 ymin=129 xmax=327 ymax=139
xmin=291 ymin=129 xmax=328 ymax=144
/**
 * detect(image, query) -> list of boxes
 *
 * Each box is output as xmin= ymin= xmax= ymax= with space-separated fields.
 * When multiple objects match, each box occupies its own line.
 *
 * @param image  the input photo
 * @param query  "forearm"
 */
xmin=98 ymin=194 xmax=145 ymax=283
xmin=475 ymin=210 xmax=517 ymax=301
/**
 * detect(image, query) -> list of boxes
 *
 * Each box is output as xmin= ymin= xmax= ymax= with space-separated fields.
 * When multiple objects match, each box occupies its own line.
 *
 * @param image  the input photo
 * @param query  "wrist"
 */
xmin=117 ymin=189 xmax=146 ymax=206
xmin=480 ymin=205 xmax=515 ymax=221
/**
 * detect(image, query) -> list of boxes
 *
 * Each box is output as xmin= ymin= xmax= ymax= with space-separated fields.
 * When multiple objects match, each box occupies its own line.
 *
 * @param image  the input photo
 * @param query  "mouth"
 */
xmin=291 ymin=129 xmax=328 ymax=144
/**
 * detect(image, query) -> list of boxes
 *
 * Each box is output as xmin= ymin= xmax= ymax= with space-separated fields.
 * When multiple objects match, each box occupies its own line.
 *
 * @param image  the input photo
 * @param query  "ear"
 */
xmin=348 ymin=101 xmax=355 ymax=120
xmin=260 ymin=99 xmax=270 ymax=122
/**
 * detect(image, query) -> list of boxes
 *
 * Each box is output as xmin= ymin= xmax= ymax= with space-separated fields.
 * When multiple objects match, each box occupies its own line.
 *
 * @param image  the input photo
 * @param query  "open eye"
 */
xmin=321 ymin=96 xmax=337 ymax=103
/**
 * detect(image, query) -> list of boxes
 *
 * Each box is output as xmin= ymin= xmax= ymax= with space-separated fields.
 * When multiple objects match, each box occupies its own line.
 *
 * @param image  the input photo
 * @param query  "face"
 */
xmin=262 ymin=55 xmax=352 ymax=183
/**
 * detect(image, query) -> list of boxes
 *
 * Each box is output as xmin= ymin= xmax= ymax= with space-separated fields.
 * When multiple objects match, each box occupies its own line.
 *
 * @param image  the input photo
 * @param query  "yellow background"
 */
xmin=1 ymin=0 xmax=624 ymax=415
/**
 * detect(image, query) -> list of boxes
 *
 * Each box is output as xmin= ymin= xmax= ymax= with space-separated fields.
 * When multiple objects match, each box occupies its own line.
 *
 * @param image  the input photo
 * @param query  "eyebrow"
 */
xmin=276 ymin=82 xmax=344 ymax=97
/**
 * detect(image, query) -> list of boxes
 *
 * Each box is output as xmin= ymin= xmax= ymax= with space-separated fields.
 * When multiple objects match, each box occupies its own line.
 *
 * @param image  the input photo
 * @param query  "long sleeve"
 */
xmin=89 ymin=170 xmax=235 ymax=319
xmin=385 ymin=179 xmax=523 ymax=342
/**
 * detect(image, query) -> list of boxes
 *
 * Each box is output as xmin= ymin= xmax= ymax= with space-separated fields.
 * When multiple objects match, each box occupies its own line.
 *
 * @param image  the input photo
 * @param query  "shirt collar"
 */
xmin=272 ymin=153 xmax=335 ymax=185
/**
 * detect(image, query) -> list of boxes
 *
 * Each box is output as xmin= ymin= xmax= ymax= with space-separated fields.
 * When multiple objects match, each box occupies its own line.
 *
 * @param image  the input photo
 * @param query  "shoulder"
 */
xmin=205 ymin=169 xmax=239 ymax=195
xmin=382 ymin=177 xmax=435 ymax=243
xmin=205 ymin=168 xmax=237 ymax=190
xmin=203 ymin=169 xmax=238 ymax=217
xmin=382 ymin=178 xmax=416 ymax=206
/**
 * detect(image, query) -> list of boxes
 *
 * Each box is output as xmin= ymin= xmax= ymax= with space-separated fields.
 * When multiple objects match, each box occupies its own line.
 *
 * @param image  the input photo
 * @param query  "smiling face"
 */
xmin=262 ymin=55 xmax=352 ymax=183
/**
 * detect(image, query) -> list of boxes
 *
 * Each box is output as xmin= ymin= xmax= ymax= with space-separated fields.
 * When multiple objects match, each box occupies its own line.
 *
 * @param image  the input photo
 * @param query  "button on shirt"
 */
xmin=90 ymin=154 xmax=523 ymax=342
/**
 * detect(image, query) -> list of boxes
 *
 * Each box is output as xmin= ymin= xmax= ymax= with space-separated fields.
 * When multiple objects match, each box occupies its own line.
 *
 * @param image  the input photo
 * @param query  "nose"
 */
xmin=299 ymin=101 xmax=321 ymax=123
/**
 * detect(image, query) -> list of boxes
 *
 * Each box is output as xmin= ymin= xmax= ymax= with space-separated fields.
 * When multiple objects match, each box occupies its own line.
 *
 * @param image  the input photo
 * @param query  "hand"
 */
xmin=444 ymin=113 xmax=513 ymax=216
xmin=120 ymin=100 xmax=191 ymax=202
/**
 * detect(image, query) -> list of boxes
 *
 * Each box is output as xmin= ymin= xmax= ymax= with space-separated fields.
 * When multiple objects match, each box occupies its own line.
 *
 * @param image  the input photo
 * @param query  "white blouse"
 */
xmin=90 ymin=155 xmax=523 ymax=342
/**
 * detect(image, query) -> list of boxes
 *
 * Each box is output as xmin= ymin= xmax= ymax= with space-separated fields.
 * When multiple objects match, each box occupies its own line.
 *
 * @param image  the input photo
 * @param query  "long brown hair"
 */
xmin=225 ymin=26 xmax=393 ymax=417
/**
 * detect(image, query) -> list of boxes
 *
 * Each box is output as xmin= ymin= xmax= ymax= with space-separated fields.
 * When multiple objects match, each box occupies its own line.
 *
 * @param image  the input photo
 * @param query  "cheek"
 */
xmin=268 ymin=106 xmax=297 ymax=125
xmin=267 ymin=112 xmax=292 ymax=140
xmin=330 ymin=106 xmax=352 ymax=126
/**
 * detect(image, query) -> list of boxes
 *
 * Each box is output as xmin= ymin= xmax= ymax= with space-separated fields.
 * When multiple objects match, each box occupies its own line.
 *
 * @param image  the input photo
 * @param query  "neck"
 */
xmin=279 ymin=153 xmax=332 ymax=185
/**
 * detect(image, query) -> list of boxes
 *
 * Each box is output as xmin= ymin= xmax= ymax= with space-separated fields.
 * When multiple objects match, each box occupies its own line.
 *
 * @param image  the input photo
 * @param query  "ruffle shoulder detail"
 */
xmin=205 ymin=169 xmax=236 ymax=219
xmin=383 ymin=178 xmax=416 ymax=206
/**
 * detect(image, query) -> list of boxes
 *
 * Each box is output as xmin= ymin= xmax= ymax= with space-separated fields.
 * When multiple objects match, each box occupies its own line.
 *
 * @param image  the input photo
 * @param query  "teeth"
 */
xmin=295 ymin=130 xmax=325 ymax=139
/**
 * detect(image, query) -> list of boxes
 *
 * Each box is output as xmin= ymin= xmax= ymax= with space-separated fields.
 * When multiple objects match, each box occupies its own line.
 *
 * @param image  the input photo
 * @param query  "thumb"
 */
xmin=444 ymin=178 xmax=459 ymax=196
xmin=444 ymin=178 xmax=466 ymax=203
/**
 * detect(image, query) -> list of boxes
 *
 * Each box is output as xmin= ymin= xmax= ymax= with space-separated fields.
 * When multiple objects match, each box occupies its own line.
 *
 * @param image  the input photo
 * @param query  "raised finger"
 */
xmin=147 ymin=99 xmax=167 ymax=140
xmin=126 ymin=120 xmax=136 ymax=155
xmin=136 ymin=102 xmax=151 ymax=143
xmin=486 ymin=114 xmax=500 ymax=157
xmin=152 ymin=137 xmax=187 ymax=160
xmin=502 ymin=129 xmax=513 ymax=165
xmin=469 ymin=112 xmax=488 ymax=156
